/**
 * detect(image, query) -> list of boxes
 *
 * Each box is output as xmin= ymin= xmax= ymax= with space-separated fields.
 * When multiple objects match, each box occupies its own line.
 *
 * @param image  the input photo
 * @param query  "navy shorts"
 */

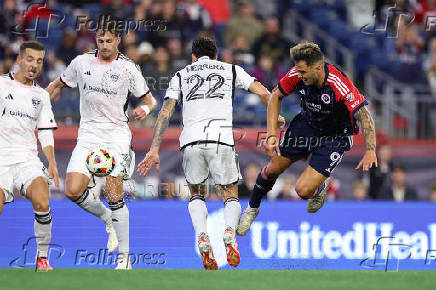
xmin=278 ymin=114 xmax=353 ymax=177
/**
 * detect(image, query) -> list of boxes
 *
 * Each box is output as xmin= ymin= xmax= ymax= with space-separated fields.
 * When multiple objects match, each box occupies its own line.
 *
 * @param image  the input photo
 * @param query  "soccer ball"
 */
xmin=86 ymin=148 xmax=116 ymax=177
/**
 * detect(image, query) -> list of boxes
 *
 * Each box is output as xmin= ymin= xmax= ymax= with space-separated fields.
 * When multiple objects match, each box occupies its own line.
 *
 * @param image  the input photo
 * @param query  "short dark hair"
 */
xmin=290 ymin=41 xmax=324 ymax=66
xmin=96 ymin=19 xmax=121 ymax=37
xmin=19 ymin=41 xmax=44 ymax=55
xmin=192 ymin=36 xmax=217 ymax=59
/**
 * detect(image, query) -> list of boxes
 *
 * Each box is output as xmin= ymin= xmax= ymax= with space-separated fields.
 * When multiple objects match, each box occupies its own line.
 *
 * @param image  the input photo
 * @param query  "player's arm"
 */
xmin=248 ymin=81 xmax=285 ymax=128
xmin=264 ymin=86 xmax=286 ymax=157
xmin=45 ymin=78 xmax=66 ymax=100
xmin=132 ymin=92 xmax=157 ymax=121
xmin=354 ymin=105 xmax=378 ymax=171
xmin=137 ymin=98 xmax=178 ymax=176
xmin=46 ymin=56 xmax=79 ymax=100
xmin=38 ymin=130 xmax=60 ymax=188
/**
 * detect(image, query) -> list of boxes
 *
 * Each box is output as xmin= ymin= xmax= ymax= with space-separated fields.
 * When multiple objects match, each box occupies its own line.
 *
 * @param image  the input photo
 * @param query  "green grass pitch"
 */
xmin=1 ymin=269 xmax=435 ymax=290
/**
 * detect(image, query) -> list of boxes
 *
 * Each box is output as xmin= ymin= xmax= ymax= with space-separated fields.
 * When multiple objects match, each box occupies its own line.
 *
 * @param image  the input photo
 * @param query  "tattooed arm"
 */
xmin=150 ymin=98 xmax=177 ymax=150
xmin=137 ymin=98 xmax=178 ymax=175
xmin=353 ymin=105 xmax=378 ymax=171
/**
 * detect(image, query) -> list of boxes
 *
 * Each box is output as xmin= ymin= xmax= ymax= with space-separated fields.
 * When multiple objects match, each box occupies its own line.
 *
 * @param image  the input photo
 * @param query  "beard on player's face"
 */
xmin=304 ymin=65 xmax=323 ymax=87
xmin=96 ymin=32 xmax=120 ymax=60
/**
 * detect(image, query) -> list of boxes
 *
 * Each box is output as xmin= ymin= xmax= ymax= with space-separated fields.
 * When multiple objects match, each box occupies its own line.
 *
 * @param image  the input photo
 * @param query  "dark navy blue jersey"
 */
xmin=278 ymin=63 xmax=368 ymax=136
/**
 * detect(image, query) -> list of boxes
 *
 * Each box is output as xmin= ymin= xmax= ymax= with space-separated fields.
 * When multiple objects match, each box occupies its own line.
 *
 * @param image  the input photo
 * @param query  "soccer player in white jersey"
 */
xmin=137 ymin=37 xmax=285 ymax=270
xmin=0 ymin=41 xmax=59 ymax=271
xmin=46 ymin=22 xmax=157 ymax=269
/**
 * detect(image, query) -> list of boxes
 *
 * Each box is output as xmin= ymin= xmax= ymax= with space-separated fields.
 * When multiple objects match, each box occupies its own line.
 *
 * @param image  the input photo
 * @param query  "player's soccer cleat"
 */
xmin=236 ymin=206 xmax=259 ymax=236
xmin=115 ymin=254 xmax=132 ymax=270
xmin=223 ymin=227 xmax=240 ymax=267
xmin=307 ymin=177 xmax=331 ymax=213
xmin=198 ymin=233 xmax=218 ymax=270
xmin=106 ymin=224 xmax=119 ymax=253
xmin=36 ymin=257 xmax=53 ymax=271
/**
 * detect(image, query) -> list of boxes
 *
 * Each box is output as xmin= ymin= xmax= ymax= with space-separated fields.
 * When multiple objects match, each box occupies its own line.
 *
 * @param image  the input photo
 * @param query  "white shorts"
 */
xmin=182 ymin=143 xmax=241 ymax=185
xmin=66 ymin=142 xmax=135 ymax=180
xmin=0 ymin=159 xmax=48 ymax=203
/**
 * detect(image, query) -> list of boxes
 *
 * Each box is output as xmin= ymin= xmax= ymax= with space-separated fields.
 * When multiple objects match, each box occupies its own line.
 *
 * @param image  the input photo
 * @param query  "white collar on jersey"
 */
xmin=198 ymin=56 xmax=210 ymax=61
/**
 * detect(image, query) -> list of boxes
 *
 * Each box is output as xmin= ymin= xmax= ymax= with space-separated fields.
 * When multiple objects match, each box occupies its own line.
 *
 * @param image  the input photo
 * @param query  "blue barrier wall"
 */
xmin=1 ymin=200 xmax=436 ymax=270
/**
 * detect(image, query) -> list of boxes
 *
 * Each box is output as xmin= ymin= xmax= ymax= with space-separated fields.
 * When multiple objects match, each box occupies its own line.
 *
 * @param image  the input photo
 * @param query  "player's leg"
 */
xmin=105 ymin=145 xmax=136 ymax=270
xmin=66 ymin=145 xmax=116 ymax=252
xmin=188 ymin=184 xmax=208 ymax=238
xmin=220 ymin=183 xmax=241 ymax=267
xmin=295 ymin=165 xmax=328 ymax=200
xmin=220 ymin=184 xmax=240 ymax=233
xmin=207 ymin=144 xmax=241 ymax=267
xmin=183 ymin=144 xmax=217 ymax=270
xmin=0 ymin=168 xmax=14 ymax=216
xmin=65 ymin=145 xmax=113 ymax=224
xmin=189 ymin=183 xmax=217 ymax=270
xmin=237 ymin=154 xmax=295 ymax=236
xmin=302 ymin=146 xmax=346 ymax=213
xmin=105 ymin=175 xmax=131 ymax=269
xmin=65 ymin=172 xmax=113 ymax=224
xmin=0 ymin=189 xmax=4 ymax=215
xmin=12 ymin=160 xmax=52 ymax=270
xmin=248 ymin=154 xmax=295 ymax=208
xmin=25 ymin=176 xmax=53 ymax=271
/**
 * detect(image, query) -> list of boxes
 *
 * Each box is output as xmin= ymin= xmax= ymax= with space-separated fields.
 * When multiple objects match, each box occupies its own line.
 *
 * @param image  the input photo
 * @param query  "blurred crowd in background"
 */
xmin=1 ymin=0 xmax=436 ymax=201
xmin=3 ymin=0 xmax=436 ymax=124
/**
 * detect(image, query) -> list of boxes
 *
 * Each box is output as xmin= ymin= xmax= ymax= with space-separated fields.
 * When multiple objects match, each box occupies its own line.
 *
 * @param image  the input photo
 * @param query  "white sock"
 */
xmin=74 ymin=189 xmax=112 ymax=225
xmin=109 ymin=199 xmax=129 ymax=255
xmin=224 ymin=198 xmax=241 ymax=232
xmin=34 ymin=210 xmax=52 ymax=258
xmin=188 ymin=195 xmax=208 ymax=237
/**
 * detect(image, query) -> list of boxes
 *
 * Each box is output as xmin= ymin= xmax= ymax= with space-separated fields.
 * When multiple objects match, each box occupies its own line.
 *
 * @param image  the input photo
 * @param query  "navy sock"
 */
xmin=249 ymin=168 xmax=277 ymax=208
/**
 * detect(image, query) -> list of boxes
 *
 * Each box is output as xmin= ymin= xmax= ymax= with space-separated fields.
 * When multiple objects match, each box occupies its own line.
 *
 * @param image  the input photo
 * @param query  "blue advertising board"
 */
xmin=1 ymin=201 xmax=435 ymax=271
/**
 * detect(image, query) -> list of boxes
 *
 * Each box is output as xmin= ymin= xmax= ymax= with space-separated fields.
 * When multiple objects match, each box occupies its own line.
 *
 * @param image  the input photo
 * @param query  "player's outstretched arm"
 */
xmin=354 ymin=105 xmax=378 ymax=171
xmin=132 ymin=92 xmax=157 ymax=121
xmin=137 ymin=98 xmax=178 ymax=176
xmin=38 ymin=130 xmax=60 ymax=188
xmin=264 ymin=86 xmax=285 ymax=157
xmin=248 ymin=81 xmax=285 ymax=128
xmin=45 ymin=78 xmax=66 ymax=101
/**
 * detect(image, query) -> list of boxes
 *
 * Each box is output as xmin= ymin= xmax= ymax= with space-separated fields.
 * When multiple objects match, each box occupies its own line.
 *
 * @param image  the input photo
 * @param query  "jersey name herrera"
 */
xmin=186 ymin=63 xmax=225 ymax=73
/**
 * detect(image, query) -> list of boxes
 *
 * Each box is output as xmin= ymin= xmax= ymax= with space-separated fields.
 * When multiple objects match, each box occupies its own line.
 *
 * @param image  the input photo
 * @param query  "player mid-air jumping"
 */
xmin=0 ymin=41 xmax=59 ymax=271
xmin=46 ymin=21 xmax=156 ymax=269
xmin=237 ymin=41 xmax=377 ymax=236
xmin=137 ymin=36 xmax=284 ymax=270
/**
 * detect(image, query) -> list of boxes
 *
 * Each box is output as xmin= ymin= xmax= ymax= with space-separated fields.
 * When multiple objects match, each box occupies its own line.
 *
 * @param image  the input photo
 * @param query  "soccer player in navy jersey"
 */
xmin=237 ymin=42 xmax=377 ymax=235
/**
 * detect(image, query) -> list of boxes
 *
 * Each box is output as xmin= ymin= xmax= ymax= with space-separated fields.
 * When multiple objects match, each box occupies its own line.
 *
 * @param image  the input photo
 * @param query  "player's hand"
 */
xmin=137 ymin=150 xmax=160 ymax=176
xmin=48 ymin=162 xmax=60 ymax=188
xmin=133 ymin=107 xmax=148 ymax=121
xmin=355 ymin=150 xmax=378 ymax=171
xmin=277 ymin=115 xmax=286 ymax=129
xmin=264 ymin=135 xmax=281 ymax=158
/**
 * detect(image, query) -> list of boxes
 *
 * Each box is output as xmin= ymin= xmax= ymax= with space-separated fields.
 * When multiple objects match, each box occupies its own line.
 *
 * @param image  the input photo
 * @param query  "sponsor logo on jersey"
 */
xmin=305 ymin=102 xmax=322 ymax=112
xmin=5 ymin=94 xmax=13 ymax=100
xmin=346 ymin=93 xmax=355 ymax=102
xmin=84 ymin=71 xmax=91 ymax=75
xmin=86 ymin=85 xmax=118 ymax=96
xmin=321 ymin=94 xmax=331 ymax=104
xmin=299 ymin=89 xmax=306 ymax=95
xmin=9 ymin=110 xmax=37 ymax=121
